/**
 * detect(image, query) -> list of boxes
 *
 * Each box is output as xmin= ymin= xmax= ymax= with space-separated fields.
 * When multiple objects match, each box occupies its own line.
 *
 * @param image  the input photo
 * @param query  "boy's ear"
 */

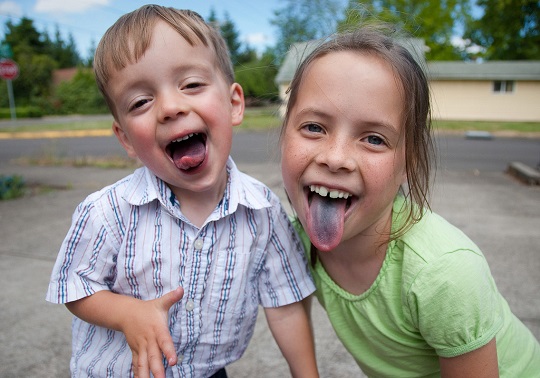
xmin=230 ymin=83 xmax=244 ymax=127
xmin=112 ymin=121 xmax=137 ymax=159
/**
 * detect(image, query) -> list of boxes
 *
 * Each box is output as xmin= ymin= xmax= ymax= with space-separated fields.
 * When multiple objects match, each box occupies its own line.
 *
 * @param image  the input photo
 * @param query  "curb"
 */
xmin=507 ymin=161 xmax=540 ymax=185
xmin=0 ymin=129 xmax=113 ymax=140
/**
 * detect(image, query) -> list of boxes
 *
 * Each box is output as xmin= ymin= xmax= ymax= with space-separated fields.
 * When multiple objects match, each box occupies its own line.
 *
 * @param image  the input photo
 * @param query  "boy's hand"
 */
xmin=120 ymin=287 xmax=184 ymax=378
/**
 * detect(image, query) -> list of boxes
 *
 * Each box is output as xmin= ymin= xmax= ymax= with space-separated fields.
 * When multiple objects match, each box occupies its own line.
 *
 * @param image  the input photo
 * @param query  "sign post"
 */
xmin=0 ymin=58 xmax=19 ymax=121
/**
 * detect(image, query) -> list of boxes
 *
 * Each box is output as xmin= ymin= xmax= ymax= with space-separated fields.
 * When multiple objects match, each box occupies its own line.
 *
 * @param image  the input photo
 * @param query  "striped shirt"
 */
xmin=46 ymin=158 xmax=315 ymax=377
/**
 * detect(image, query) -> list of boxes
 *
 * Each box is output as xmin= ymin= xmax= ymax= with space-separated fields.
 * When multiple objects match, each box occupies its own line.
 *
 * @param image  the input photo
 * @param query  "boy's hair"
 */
xmin=281 ymin=24 xmax=434 ymax=241
xmin=94 ymin=4 xmax=234 ymax=118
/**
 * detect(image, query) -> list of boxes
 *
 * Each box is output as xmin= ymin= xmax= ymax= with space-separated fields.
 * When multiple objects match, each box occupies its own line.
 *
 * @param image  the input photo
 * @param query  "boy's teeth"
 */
xmin=173 ymin=133 xmax=195 ymax=142
xmin=309 ymin=185 xmax=350 ymax=199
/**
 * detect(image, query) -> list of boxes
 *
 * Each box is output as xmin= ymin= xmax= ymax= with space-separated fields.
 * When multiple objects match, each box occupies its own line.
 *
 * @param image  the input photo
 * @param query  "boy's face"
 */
xmin=281 ymin=51 xmax=407 ymax=252
xmin=109 ymin=21 xmax=244 ymax=203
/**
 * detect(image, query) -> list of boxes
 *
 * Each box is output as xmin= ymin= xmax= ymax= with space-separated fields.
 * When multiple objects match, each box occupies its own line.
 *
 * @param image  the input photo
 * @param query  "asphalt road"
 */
xmin=1 ymin=130 xmax=539 ymax=173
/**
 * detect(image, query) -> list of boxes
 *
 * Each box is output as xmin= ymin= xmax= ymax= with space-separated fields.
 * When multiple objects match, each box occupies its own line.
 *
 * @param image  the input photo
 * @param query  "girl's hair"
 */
xmin=281 ymin=24 xmax=435 ymax=248
xmin=93 ymin=5 xmax=234 ymax=118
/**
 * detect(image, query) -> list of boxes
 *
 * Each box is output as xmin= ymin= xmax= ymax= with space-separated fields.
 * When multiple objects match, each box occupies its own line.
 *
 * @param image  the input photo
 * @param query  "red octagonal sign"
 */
xmin=0 ymin=58 xmax=19 ymax=80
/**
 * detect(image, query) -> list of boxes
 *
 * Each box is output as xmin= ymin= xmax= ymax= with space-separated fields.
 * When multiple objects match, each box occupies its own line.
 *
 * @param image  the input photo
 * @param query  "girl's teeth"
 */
xmin=309 ymin=185 xmax=350 ymax=199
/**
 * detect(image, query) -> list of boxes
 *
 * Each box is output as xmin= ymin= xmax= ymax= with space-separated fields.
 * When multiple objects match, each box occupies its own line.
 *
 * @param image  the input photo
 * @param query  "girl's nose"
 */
xmin=314 ymin=136 xmax=356 ymax=172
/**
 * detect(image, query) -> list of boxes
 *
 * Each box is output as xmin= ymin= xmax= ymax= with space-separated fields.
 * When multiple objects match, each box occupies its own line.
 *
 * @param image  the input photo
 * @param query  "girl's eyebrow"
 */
xmin=293 ymin=107 xmax=331 ymax=120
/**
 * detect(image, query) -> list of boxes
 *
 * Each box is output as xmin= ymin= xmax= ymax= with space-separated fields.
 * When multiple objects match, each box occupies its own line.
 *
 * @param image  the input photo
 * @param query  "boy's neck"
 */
xmin=180 ymin=195 xmax=223 ymax=228
xmin=172 ymin=173 xmax=229 ymax=228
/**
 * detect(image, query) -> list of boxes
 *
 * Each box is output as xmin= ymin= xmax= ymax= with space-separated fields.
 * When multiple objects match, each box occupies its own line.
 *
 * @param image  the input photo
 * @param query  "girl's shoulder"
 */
xmin=395 ymin=198 xmax=482 ymax=264
xmin=394 ymin=201 xmax=490 ymax=292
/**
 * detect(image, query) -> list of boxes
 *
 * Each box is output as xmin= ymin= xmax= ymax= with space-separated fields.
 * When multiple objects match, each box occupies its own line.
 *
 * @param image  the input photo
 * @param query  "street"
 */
xmin=1 ymin=130 xmax=539 ymax=173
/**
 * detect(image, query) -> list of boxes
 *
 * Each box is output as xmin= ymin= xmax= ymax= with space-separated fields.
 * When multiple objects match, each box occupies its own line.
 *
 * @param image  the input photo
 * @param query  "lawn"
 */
xmin=0 ymin=106 xmax=539 ymax=135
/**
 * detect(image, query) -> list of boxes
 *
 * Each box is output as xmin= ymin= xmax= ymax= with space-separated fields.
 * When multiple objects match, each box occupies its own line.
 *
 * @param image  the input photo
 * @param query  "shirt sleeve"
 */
xmin=46 ymin=197 xmax=119 ymax=304
xmin=257 ymin=200 xmax=315 ymax=308
xmin=405 ymin=249 xmax=503 ymax=358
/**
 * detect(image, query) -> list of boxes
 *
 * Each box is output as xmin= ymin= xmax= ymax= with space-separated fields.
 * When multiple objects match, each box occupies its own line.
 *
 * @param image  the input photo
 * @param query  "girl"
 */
xmin=280 ymin=26 xmax=540 ymax=377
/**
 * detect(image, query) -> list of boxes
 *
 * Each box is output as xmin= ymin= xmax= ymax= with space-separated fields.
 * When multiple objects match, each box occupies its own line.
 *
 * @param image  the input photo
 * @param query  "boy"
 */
xmin=46 ymin=5 xmax=317 ymax=378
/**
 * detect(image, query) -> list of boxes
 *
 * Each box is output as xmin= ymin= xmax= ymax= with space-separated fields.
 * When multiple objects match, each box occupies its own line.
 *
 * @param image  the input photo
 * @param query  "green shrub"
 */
xmin=50 ymin=69 xmax=108 ymax=115
xmin=0 ymin=175 xmax=26 ymax=200
xmin=0 ymin=106 xmax=43 ymax=119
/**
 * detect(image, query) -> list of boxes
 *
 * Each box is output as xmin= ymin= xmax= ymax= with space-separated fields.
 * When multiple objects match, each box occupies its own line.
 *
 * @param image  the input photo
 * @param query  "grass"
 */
xmin=0 ymin=106 xmax=539 ymax=135
xmin=433 ymin=120 xmax=540 ymax=134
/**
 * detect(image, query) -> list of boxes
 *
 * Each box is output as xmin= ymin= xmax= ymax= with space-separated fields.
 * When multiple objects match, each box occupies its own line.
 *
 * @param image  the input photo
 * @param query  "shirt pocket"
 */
xmin=207 ymin=247 xmax=262 ymax=316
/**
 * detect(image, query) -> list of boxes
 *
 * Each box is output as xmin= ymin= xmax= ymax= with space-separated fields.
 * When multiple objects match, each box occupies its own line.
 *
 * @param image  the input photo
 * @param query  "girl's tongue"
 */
xmin=171 ymin=136 xmax=206 ymax=170
xmin=306 ymin=194 xmax=346 ymax=252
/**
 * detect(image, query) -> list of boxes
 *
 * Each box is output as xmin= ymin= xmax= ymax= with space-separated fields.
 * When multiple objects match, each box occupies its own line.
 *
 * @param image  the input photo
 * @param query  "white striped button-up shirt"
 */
xmin=47 ymin=158 xmax=315 ymax=377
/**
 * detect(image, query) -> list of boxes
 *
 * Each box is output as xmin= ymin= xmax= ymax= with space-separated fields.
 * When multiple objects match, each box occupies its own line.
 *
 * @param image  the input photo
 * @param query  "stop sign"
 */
xmin=0 ymin=59 xmax=19 ymax=80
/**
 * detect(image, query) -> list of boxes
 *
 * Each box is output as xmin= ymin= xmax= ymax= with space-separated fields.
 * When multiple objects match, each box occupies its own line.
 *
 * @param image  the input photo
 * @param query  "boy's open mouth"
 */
xmin=305 ymin=184 xmax=353 ymax=252
xmin=166 ymin=133 xmax=207 ymax=171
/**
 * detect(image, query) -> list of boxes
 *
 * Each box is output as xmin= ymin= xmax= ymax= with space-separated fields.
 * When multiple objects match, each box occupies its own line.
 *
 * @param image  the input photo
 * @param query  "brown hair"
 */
xmin=281 ymin=24 xmax=435 ymax=254
xmin=93 ymin=4 xmax=234 ymax=118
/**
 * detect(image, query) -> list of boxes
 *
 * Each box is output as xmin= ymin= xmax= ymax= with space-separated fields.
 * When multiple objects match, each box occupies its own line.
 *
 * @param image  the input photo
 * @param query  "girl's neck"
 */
xmin=317 ymin=223 xmax=391 ymax=296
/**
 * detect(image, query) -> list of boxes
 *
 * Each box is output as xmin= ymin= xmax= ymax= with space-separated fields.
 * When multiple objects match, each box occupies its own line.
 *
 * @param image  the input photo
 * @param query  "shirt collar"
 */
xmin=121 ymin=157 xmax=272 ymax=219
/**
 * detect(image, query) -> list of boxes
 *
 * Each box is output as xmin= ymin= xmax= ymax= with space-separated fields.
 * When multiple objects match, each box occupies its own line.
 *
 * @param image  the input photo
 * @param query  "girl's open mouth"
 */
xmin=304 ymin=184 xmax=354 ymax=252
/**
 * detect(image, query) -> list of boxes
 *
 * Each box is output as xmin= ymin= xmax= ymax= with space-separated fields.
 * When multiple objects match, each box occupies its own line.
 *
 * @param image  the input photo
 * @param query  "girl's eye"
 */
xmin=366 ymin=135 xmax=384 ymax=146
xmin=304 ymin=123 xmax=323 ymax=133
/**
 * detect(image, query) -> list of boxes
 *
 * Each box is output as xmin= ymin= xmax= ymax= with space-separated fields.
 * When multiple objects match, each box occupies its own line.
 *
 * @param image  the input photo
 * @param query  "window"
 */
xmin=493 ymin=80 xmax=514 ymax=93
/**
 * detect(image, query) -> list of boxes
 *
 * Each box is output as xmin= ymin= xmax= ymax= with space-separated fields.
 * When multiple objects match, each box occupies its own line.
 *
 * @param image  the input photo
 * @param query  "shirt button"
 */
xmin=185 ymin=300 xmax=195 ymax=311
xmin=177 ymin=354 xmax=184 ymax=363
xmin=194 ymin=239 xmax=203 ymax=250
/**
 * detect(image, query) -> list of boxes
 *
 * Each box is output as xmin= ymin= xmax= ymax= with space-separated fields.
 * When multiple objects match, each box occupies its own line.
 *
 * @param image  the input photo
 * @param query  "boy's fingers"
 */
xmin=148 ymin=342 xmax=167 ymax=378
xmin=158 ymin=333 xmax=178 ymax=367
xmin=158 ymin=287 xmax=184 ymax=311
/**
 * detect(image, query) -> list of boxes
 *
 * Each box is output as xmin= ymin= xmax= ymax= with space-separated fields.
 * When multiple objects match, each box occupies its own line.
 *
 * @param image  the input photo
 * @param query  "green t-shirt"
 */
xmin=297 ymin=195 xmax=540 ymax=377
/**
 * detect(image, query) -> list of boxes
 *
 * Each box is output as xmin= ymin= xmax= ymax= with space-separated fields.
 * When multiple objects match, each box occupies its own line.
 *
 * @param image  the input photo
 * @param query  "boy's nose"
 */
xmin=315 ymin=136 xmax=356 ymax=172
xmin=158 ymin=93 xmax=188 ymax=122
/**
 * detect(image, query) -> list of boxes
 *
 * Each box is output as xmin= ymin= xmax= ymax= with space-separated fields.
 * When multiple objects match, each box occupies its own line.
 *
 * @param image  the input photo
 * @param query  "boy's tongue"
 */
xmin=306 ymin=194 xmax=346 ymax=252
xmin=172 ymin=137 xmax=206 ymax=170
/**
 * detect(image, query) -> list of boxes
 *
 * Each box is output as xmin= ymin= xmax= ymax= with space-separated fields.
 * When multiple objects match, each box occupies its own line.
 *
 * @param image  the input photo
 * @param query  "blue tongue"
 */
xmin=306 ymin=194 xmax=346 ymax=252
xmin=172 ymin=137 xmax=205 ymax=170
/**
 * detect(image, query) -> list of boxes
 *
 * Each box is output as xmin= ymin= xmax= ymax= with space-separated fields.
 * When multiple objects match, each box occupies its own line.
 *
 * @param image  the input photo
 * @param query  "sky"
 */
xmin=0 ymin=0 xmax=280 ymax=60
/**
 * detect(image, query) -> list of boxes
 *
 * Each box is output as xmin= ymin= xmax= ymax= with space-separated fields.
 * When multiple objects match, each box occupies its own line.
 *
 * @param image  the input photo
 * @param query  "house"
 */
xmin=52 ymin=67 xmax=78 ymax=86
xmin=428 ymin=61 xmax=540 ymax=122
xmin=275 ymin=40 xmax=540 ymax=122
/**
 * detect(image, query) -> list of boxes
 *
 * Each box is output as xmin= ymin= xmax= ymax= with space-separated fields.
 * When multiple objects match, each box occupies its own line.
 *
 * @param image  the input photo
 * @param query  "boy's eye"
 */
xmin=130 ymin=98 xmax=150 ymax=111
xmin=184 ymin=82 xmax=203 ymax=89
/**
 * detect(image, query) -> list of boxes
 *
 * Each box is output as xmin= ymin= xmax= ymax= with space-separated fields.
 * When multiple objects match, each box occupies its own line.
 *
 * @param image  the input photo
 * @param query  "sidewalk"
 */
xmin=1 ymin=155 xmax=539 ymax=377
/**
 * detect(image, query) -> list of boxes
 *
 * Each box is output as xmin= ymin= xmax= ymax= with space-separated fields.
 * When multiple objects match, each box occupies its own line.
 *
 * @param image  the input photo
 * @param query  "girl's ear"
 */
xmin=112 ymin=121 xmax=137 ymax=159
xmin=230 ymin=83 xmax=245 ymax=127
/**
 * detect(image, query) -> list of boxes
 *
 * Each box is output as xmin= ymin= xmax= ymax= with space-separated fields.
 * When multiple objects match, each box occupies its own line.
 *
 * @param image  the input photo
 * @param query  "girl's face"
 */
xmin=281 ymin=51 xmax=407 ymax=252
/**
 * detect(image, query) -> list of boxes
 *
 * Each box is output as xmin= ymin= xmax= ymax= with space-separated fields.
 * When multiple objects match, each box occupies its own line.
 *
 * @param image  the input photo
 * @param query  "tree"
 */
xmin=49 ymin=26 xmax=81 ymax=68
xmin=465 ymin=0 xmax=540 ymax=60
xmin=1 ymin=18 xmax=55 ymax=105
xmin=235 ymin=49 xmax=279 ymax=105
xmin=270 ymin=0 xmax=345 ymax=62
xmin=220 ymin=12 xmax=243 ymax=65
xmin=3 ymin=18 xmax=45 ymax=55
xmin=341 ymin=0 xmax=473 ymax=60
xmin=0 ymin=17 xmax=83 ymax=108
